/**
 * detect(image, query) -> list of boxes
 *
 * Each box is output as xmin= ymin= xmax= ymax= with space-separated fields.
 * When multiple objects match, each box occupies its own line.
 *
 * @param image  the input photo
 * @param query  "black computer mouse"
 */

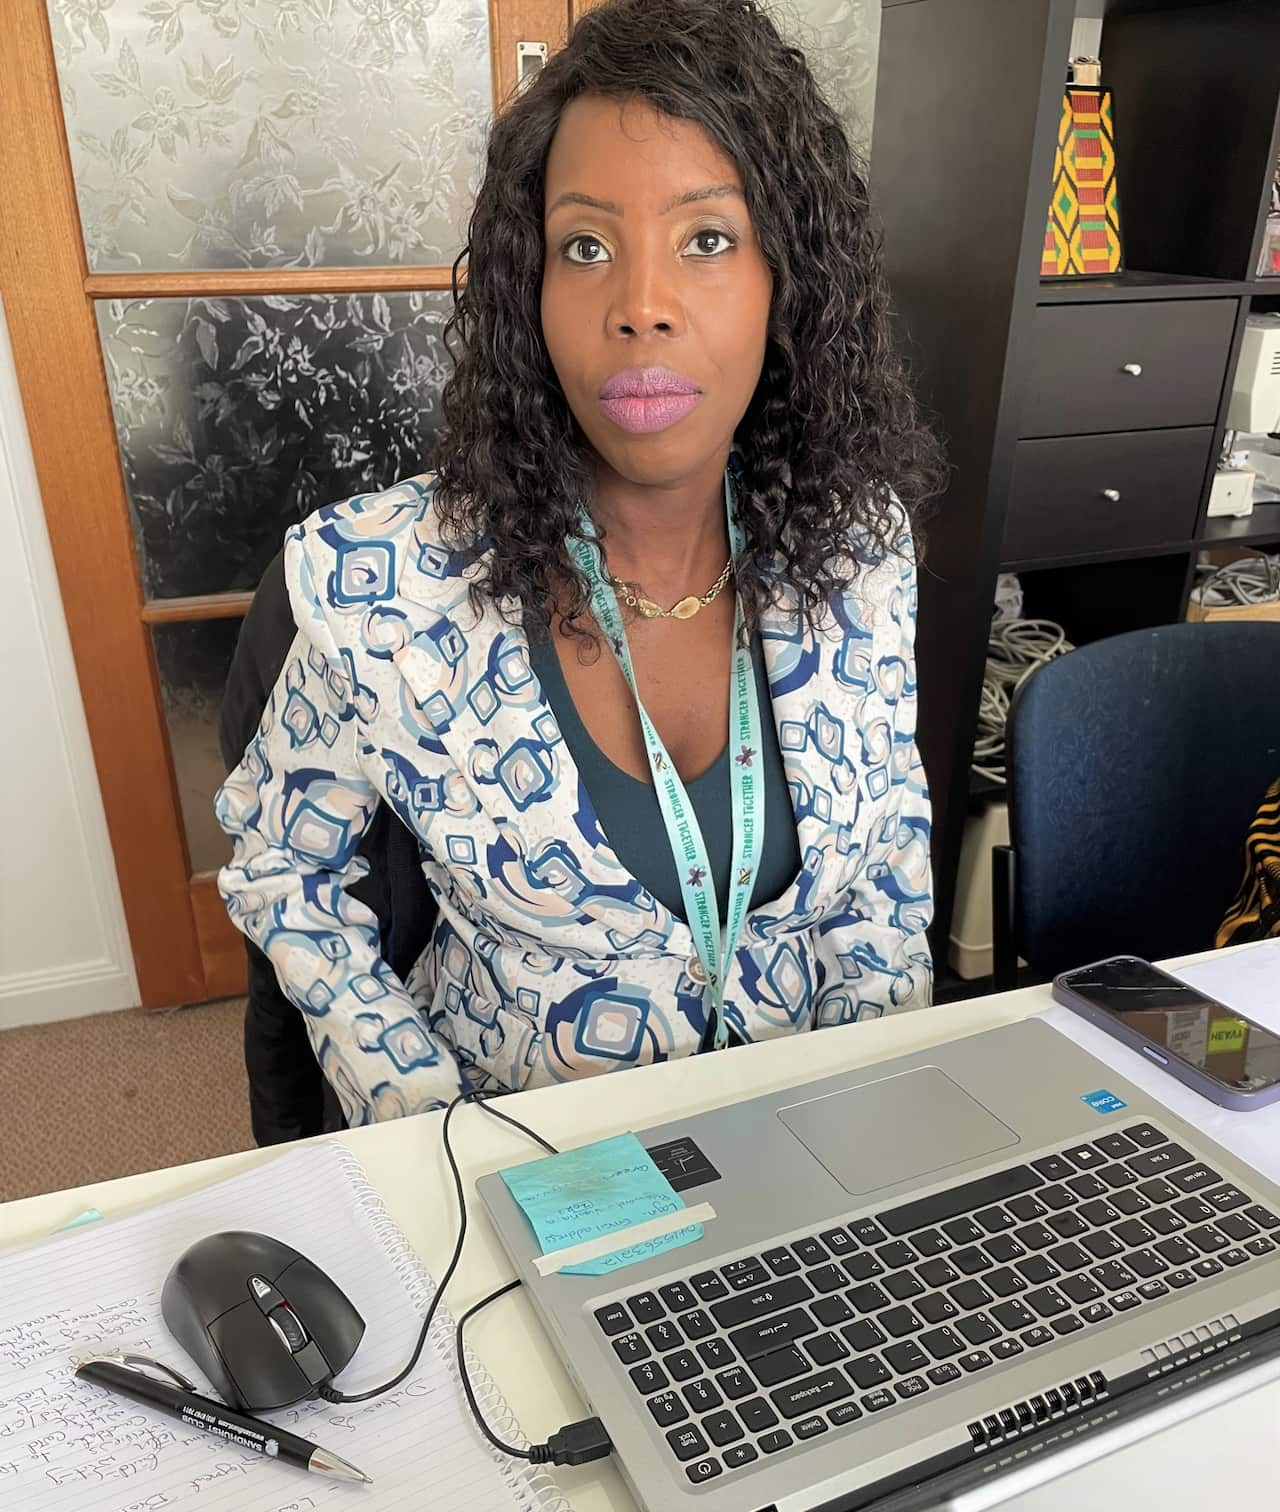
xmin=161 ymin=1231 xmax=365 ymax=1411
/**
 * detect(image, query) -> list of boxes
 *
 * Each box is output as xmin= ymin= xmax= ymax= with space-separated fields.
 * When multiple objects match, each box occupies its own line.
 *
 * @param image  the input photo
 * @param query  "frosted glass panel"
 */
xmin=46 ymin=0 xmax=491 ymax=270
xmin=152 ymin=618 xmax=243 ymax=873
xmin=788 ymin=0 xmax=881 ymax=149
xmin=98 ymin=291 xmax=451 ymax=599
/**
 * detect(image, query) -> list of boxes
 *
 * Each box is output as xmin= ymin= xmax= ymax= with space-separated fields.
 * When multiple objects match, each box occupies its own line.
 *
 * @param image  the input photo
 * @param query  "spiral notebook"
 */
xmin=0 ymin=1141 xmax=572 ymax=1512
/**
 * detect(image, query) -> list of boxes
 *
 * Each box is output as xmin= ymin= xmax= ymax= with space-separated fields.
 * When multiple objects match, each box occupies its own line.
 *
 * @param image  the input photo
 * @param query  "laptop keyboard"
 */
xmin=591 ymin=1122 xmax=1278 ymax=1486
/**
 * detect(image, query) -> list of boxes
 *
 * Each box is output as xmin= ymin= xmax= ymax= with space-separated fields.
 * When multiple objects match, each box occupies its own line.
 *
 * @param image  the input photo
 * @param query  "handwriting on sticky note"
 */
xmin=499 ymin=1132 xmax=702 ymax=1277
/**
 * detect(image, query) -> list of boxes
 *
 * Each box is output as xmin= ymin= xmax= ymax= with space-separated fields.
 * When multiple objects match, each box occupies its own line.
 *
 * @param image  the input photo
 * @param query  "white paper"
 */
xmin=0 ymin=1144 xmax=567 ymax=1512
xmin=1041 ymin=939 xmax=1280 ymax=1183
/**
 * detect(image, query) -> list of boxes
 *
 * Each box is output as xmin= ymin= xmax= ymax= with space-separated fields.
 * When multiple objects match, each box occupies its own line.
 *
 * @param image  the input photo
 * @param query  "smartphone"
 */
xmin=1052 ymin=954 xmax=1280 ymax=1111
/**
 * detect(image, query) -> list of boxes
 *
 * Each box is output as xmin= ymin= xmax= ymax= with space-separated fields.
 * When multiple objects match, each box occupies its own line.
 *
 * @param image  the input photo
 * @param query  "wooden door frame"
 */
xmin=0 ymin=0 xmax=569 ymax=1007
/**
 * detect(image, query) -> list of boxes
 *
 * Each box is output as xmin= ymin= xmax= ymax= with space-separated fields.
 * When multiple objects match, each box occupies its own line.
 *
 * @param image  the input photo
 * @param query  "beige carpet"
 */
xmin=0 ymin=998 xmax=255 ymax=1203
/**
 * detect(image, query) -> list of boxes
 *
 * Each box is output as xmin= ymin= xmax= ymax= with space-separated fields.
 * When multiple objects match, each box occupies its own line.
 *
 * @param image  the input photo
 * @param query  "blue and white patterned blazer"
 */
xmin=215 ymin=473 xmax=934 ymax=1125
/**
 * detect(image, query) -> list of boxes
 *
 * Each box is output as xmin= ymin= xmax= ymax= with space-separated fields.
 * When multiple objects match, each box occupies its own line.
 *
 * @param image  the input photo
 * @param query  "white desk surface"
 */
xmin=3 ymin=955 xmax=1278 ymax=1511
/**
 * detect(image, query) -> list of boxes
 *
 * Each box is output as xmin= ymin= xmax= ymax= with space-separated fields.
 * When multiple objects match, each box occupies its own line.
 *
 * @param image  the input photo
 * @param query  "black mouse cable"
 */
xmin=319 ymin=1089 xmax=612 ymax=1469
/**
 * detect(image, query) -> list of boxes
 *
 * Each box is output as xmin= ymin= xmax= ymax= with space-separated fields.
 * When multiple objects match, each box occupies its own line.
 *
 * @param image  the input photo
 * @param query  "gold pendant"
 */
xmin=669 ymin=596 xmax=702 ymax=620
xmin=635 ymin=597 xmax=663 ymax=618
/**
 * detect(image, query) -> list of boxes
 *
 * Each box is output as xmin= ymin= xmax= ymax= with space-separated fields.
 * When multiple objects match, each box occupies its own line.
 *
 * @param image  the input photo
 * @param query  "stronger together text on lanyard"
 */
xmin=567 ymin=464 xmax=763 ymax=1051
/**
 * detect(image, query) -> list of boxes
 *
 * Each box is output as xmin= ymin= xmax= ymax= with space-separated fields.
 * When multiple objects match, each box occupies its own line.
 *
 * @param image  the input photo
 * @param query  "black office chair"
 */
xmin=991 ymin=621 xmax=1280 ymax=992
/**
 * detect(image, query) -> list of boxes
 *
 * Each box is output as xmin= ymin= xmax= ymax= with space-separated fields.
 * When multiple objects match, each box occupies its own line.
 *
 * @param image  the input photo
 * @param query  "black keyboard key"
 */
xmin=1032 ymin=1154 xmax=1076 ymax=1182
xmin=1219 ymin=1213 xmax=1260 ymax=1242
xmin=991 ymin=1299 xmax=1036 ymax=1331
xmin=697 ymin=1338 xmax=734 ymax=1370
xmin=793 ymin=1236 xmax=829 ymax=1266
xmin=1112 ymin=1291 xmax=1141 ymax=1311
xmin=1091 ymin=1261 xmax=1136 ymax=1291
xmin=879 ymin=1305 xmax=923 ymax=1338
xmin=1125 ymin=1249 xmax=1167 ymax=1279
xmin=1082 ymin=1231 xmax=1123 ymax=1260
xmin=957 ymin=1312 xmax=1000 ymax=1345
xmin=1080 ymin=1303 xmax=1112 ymax=1325
xmin=1048 ymin=1210 xmax=1089 ymax=1239
xmin=878 ymin=1165 xmax=1043 ymax=1238
xmin=595 ymin=1302 xmax=631 ymax=1336
xmin=1017 ymin=1256 xmax=1060 ymax=1286
xmin=1147 ymin=1208 xmax=1186 ymax=1236
xmin=949 ymin=1279 xmax=993 ymax=1311
xmin=976 ymin=1206 xmax=1016 ymax=1234
xmin=917 ymin=1257 xmax=960 ymax=1289
xmin=750 ymin=1345 xmax=812 ymax=1387
xmin=667 ymin=1423 xmax=709 ymax=1461
xmin=1061 ymin=1274 xmax=1104 ymax=1304
xmin=1205 ymin=1185 xmax=1249 ymax=1213
xmin=724 ymin=1443 xmax=759 ymax=1469
xmin=647 ymin=1390 xmax=687 ymax=1427
xmin=682 ymin=1378 xmax=723 ymax=1413
xmin=943 ymin=1216 xmax=985 ymax=1245
xmin=726 ymin=1263 xmax=770 ymax=1291
xmin=884 ymin=1271 xmax=926 ymax=1301
xmin=1193 ymin=1257 xmax=1224 ymax=1279
xmin=1187 ymin=1224 xmax=1229 ymax=1254
xmin=646 ymin=1321 xmax=683 ymax=1352
xmin=704 ymin=1410 xmax=744 ymax=1446
xmin=848 ymin=1283 xmax=891 ymax=1314
xmin=680 ymin=1309 xmax=715 ymax=1341
xmin=1048 ymin=1241 xmax=1091 ymax=1271
xmin=842 ymin=1251 xmax=884 ymax=1282
xmin=1112 ymin=1189 xmax=1152 ymax=1215
xmin=883 ymin=1339 xmax=929 ymax=1374
xmin=805 ymin=1332 xmax=851 ymax=1369
xmin=820 ymin=1227 xmax=857 ymax=1257
xmin=813 ymin=1294 xmax=855 ymax=1326
xmin=862 ymin=1387 xmax=896 ymax=1412
xmin=1064 ymin=1143 xmax=1107 ymax=1170
xmin=917 ymin=1293 xmax=960 ymax=1325
xmin=629 ymin=1291 xmax=665 ymax=1324
xmin=761 ymin=1247 xmax=801 ymax=1277
xmin=1095 ymin=1131 xmax=1137 ymax=1158
xmin=1173 ymin=1196 xmax=1215 ymax=1225
xmin=1247 ymin=1205 xmax=1279 ymax=1230
xmin=959 ymin=1350 xmax=993 ymax=1371
xmin=876 ymin=1240 xmax=918 ymax=1269
xmin=1079 ymin=1197 xmax=1122 ymax=1227
xmin=1068 ymin=1173 xmax=1107 ymax=1200
xmin=928 ymin=1361 xmax=964 ymax=1384
xmin=984 ymin=1235 xmax=1025 ymax=1264
xmin=1170 ymin=1164 xmax=1220 ymax=1193
xmin=1020 ymin=1326 xmax=1054 ymax=1348
xmin=712 ymin=1276 xmax=814 ymax=1328
xmin=1126 ymin=1143 xmax=1191 ymax=1177
xmin=1025 ymin=1286 xmax=1070 ymax=1318
xmin=1114 ymin=1218 xmax=1156 ymax=1248
xmin=1009 ymin=1197 xmax=1049 ymax=1226
xmin=691 ymin=1269 xmax=730 ymax=1302
xmin=1246 ymin=1238 xmax=1275 ymax=1258
xmin=1098 ymin=1163 xmax=1138 ymax=1189
xmin=667 ymin=1349 xmax=702 ymax=1381
xmin=1156 ymin=1236 xmax=1198 ymax=1266
xmin=850 ymin=1217 xmax=887 ymax=1245
xmin=1015 ymin=1222 xmax=1057 ymax=1251
xmin=660 ymin=1281 xmax=697 ymax=1312
xmin=770 ymin=1369 xmax=854 ymax=1419
xmin=722 ymin=1256 xmax=763 ymax=1283
xmin=1138 ymin=1279 xmax=1170 ymax=1300
xmin=841 ymin=1319 xmax=887 ymax=1353
xmin=985 ymin=1266 xmax=1026 ymax=1297
xmin=809 ymin=1263 xmax=847 ymax=1295
xmin=1138 ymin=1176 xmax=1180 ymax=1205
xmin=1039 ymin=1183 xmax=1077 ymax=1211
xmin=911 ymin=1227 xmax=951 ymax=1257
xmin=739 ymin=1396 xmax=779 ymax=1431
xmin=896 ymin=1375 xmax=929 ymax=1401
xmin=952 ymin=1246 xmax=992 ymax=1275
xmin=991 ymin=1337 xmax=1024 ymax=1360
xmin=1126 ymin=1123 xmax=1167 ymax=1149
xmin=686 ymin=1457 xmax=721 ymax=1483
xmin=794 ymin=1414 xmax=828 ymax=1440
xmin=759 ymin=1429 xmax=793 ymax=1454
xmin=920 ymin=1325 xmax=965 ymax=1359
xmin=630 ymin=1358 xmax=670 ymax=1394
xmin=1052 ymin=1313 xmax=1085 ymax=1336
xmin=613 ymin=1332 xmax=650 ymax=1364
xmin=848 ymin=1354 xmax=891 ymax=1389
xmin=1220 ymin=1247 xmax=1250 ymax=1268
xmin=828 ymin=1400 xmax=863 ymax=1426
xmin=716 ymin=1366 xmax=755 ymax=1400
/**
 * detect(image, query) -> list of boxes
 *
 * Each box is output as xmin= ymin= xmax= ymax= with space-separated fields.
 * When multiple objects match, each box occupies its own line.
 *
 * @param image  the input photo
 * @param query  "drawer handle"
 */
xmin=1101 ymin=488 xmax=1121 ymax=502
xmin=1121 ymin=362 xmax=1143 ymax=377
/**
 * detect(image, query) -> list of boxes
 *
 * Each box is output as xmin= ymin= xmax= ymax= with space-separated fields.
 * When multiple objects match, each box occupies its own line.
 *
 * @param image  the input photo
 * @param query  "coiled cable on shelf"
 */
xmin=1191 ymin=553 xmax=1280 ymax=608
xmin=972 ymin=617 xmax=1075 ymax=786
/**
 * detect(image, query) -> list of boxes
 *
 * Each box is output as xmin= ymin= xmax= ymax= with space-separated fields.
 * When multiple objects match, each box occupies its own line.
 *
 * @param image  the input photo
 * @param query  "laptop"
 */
xmin=477 ymin=1019 xmax=1280 ymax=1511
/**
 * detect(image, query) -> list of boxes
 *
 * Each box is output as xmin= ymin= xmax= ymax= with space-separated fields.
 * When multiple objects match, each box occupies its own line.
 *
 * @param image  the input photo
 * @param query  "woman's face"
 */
xmin=541 ymin=94 xmax=774 ymax=489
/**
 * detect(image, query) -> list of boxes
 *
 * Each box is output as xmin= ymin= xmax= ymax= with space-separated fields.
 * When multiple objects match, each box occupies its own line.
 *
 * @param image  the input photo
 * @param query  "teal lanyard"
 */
xmin=568 ymin=469 xmax=763 ymax=1051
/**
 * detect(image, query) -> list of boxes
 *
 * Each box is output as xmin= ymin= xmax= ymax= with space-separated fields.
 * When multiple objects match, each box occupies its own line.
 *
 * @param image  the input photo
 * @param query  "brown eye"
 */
xmin=564 ymin=235 xmax=609 ymax=265
xmin=687 ymin=229 xmax=734 ymax=258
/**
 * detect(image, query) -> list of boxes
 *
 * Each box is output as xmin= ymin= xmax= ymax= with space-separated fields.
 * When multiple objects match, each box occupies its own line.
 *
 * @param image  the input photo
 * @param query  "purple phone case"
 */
xmin=1051 ymin=954 xmax=1280 ymax=1112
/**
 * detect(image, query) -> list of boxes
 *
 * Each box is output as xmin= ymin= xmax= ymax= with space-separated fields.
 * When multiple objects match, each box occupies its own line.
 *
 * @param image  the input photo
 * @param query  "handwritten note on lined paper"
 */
xmin=0 ymin=1145 xmax=568 ymax=1512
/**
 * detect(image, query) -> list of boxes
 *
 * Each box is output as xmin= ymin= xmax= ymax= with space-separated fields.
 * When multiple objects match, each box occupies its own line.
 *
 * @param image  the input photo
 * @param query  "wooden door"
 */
xmin=0 ymin=0 xmax=569 ymax=1007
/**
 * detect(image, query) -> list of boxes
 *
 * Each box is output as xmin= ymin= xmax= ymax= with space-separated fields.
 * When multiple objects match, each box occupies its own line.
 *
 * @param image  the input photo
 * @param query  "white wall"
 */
xmin=0 ymin=296 xmax=138 ymax=1028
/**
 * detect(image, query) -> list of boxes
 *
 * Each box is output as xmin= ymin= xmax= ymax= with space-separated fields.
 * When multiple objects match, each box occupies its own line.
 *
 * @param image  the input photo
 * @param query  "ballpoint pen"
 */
xmin=74 ymin=1354 xmax=372 ymax=1484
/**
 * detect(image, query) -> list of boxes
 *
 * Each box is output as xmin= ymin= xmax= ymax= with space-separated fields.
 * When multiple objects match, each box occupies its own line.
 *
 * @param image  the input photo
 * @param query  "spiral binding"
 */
xmin=323 ymin=1141 xmax=572 ymax=1512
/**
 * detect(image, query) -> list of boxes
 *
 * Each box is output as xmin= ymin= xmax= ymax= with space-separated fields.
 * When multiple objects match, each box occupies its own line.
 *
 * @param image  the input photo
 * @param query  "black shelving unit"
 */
xmin=870 ymin=0 xmax=1280 ymax=972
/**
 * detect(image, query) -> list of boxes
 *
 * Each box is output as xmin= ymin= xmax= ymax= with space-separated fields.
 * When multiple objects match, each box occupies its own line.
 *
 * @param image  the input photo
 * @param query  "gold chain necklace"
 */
xmin=608 ymin=554 xmax=735 ymax=621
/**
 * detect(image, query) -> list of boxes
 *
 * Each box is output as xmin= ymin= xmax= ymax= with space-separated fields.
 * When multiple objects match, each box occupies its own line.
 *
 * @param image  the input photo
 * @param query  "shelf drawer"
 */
xmin=1002 ymin=428 xmax=1213 ymax=564
xmin=1018 ymin=299 xmax=1237 ymax=438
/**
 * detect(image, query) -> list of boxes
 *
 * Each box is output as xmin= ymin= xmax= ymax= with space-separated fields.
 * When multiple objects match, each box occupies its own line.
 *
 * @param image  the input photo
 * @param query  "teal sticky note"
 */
xmin=500 ymin=1132 xmax=702 ymax=1277
xmin=57 ymin=1208 xmax=103 ymax=1232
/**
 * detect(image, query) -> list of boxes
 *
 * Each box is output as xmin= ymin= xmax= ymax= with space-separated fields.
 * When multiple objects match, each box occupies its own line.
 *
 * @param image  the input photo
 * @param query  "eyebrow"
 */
xmin=546 ymin=183 xmax=743 ymax=218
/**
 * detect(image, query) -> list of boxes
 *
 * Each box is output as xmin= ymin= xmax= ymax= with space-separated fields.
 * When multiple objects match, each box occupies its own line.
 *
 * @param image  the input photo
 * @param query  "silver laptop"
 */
xmin=478 ymin=1018 xmax=1280 ymax=1511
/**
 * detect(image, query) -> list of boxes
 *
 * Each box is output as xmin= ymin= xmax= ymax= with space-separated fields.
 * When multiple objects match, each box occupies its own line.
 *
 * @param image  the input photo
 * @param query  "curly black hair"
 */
xmin=431 ymin=0 xmax=945 ymax=639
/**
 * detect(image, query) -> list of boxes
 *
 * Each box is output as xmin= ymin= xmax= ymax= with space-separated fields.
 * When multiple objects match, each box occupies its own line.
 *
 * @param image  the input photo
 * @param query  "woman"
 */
xmin=216 ymin=0 xmax=945 ymax=1126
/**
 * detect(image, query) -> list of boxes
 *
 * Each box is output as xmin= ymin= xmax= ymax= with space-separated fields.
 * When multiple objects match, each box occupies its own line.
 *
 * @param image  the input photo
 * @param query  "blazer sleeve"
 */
xmin=812 ymin=525 xmax=935 ymax=1021
xmin=214 ymin=524 xmax=463 ymax=1125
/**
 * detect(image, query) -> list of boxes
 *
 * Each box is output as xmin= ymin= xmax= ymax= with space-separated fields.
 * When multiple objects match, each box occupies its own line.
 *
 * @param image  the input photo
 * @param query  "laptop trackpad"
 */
xmin=777 ymin=1066 xmax=1018 ymax=1196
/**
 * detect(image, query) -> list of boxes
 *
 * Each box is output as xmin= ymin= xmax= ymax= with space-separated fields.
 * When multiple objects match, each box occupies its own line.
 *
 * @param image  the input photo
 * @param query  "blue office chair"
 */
xmin=991 ymin=620 xmax=1280 ymax=992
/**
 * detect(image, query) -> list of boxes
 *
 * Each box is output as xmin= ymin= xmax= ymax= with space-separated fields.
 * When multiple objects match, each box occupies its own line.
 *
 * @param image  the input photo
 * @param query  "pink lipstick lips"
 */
xmin=599 ymin=366 xmax=702 ymax=434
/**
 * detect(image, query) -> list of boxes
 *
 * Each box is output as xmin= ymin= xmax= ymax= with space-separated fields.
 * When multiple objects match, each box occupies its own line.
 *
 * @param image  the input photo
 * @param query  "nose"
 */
xmin=607 ymin=245 xmax=684 ymax=339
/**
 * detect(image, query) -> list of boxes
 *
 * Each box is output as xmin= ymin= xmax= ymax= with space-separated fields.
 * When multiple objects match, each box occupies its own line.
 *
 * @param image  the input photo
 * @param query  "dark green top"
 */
xmin=527 ymin=629 xmax=802 ymax=922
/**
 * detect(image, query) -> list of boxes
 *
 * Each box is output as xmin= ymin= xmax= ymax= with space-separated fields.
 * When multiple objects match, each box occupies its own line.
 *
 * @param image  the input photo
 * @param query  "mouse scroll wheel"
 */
xmin=267 ymin=1304 xmax=309 ymax=1353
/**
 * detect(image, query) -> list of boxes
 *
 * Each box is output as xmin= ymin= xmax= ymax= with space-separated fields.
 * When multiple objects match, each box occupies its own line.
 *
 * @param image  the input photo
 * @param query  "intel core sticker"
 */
xmin=1082 ymin=1089 xmax=1128 ymax=1115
